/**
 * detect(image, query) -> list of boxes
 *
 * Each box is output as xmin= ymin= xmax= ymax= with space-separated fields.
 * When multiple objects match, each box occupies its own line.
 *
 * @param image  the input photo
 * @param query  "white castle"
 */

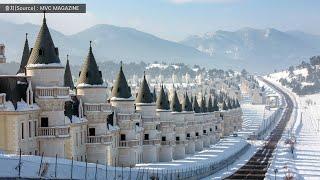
xmin=0 ymin=15 xmax=243 ymax=167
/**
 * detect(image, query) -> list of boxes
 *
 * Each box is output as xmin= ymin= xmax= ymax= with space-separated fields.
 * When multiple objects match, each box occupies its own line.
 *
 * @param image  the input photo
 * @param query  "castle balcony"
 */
xmin=117 ymin=113 xmax=141 ymax=121
xmin=142 ymin=117 xmax=160 ymax=123
xmin=186 ymin=137 xmax=196 ymax=141
xmin=175 ymin=140 xmax=188 ymax=145
xmin=118 ymin=140 xmax=140 ymax=148
xmin=160 ymin=121 xmax=174 ymax=127
xmin=143 ymin=139 xmax=161 ymax=146
xmin=35 ymin=87 xmax=69 ymax=99
xmin=38 ymin=126 xmax=70 ymax=138
xmin=86 ymin=135 xmax=112 ymax=144
xmin=84 ymin=103 xmax=112 ymax=113
xmin=161 ymin=140 xmax=175 ymax=146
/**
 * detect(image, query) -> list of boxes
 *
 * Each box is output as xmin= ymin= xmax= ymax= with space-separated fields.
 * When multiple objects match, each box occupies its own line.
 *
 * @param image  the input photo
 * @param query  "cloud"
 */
xmin=170 ymin=0 xmax=239 ymax=4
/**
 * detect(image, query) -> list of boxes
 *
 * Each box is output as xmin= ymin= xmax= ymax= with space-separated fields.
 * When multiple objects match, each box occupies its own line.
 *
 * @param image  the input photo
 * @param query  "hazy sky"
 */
xmin=1 ymin=0 xmax=320 ymax=41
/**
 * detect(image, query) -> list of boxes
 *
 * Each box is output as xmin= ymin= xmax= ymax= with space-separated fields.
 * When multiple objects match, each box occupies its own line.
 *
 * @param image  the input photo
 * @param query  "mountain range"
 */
xmin=1 ymin=19 xmax=320 ymax=73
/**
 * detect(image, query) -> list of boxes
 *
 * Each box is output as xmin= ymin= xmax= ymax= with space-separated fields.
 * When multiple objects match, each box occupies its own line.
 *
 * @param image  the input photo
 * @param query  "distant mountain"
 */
xmin=2 ymin=20 xmax=320 ymax=73
xmin=181 ymin=28 xmax=320 ymax=73
xmin=0 ymin=20 xmax=215 ymax=68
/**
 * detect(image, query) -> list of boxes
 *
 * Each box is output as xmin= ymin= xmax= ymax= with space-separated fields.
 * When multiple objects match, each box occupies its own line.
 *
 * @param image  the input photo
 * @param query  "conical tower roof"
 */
xmin=222 ymin=100 xmax=228 ymax=111
xmin=27 ymin=13 xmax=61 ymax=65
xmin=136 ymin=72 xmax=153 ymax=103
xmin=170 ymin=90 xmax=181 ymax=112
xmin=64 ymin=55 xmax=74 ymax=90
xmin=192 ymin=95 xmax=201 ymax=113
xmin=17 ymin=33 xmax=30 ymax=74
xmin=77 ymin=42 xmax=104 ymax=86
xmin=156 ymin=85 xmax=170 ymax=110
xmin=227 ymin=98 xmax=233 ymax=109
xmin=200 ymin=96 xmax=207 ymax=113
xmin=207 ymin=95 xmax=214 ymax=112
xmin=182 ymin=92 xmax=192 ymax=111
xmin=236 ymin=99 xmax=240 ymax=108
xmin=111 ymin=62 xmax=132 ymax=99
xmin=152 ymin=86 xmax=157 ymax=102
xmin=213 ymin=96 xmax=219 ymax=111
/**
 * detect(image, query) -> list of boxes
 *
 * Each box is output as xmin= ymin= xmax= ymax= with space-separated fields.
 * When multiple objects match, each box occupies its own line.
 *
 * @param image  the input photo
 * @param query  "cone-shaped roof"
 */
xmin=207 ymin=95 xmax=214 ymax=112
xmin=136 ymin=72 xmax=153 ymax=103
xmin=152 ymin=86 xmax=157 ymax=102
xmin=227 ymin=98 xmax=233 ymax=109
xmin=236 ymin=99 xmax=241 ymax=108
xmin=213 ymin=96 xmax=219 ymax=111
xmin=170 ymin=90 xmax=181 ymax=112
xmin=17 ymin=33 xmax=30 ymax=74
xmin=222 ymin=100 xmax=228 ymax=111
xmin=200 ymin=96 xmax=207 ymax=113
xmin=77 ymin=42 xmax=104 ymax=86
xmin=27 ymin=13 xmax=61 ymax=65
xmin=182 ymin=92 xmax=193 ymax=111
xmin=64 ymin=56 xmax=74 ymax=90
xmin=192 ymin=95 xmax=201 ymax=113
xmin=156 ymin=85 xmax=170 ymax=110
xmin=111 ymin=62 xmax=132 ymax=98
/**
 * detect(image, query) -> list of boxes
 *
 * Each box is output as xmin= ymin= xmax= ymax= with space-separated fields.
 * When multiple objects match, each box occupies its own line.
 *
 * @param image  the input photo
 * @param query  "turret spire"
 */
xmin=77 ymin=42 xmax=104 ymax=86
xmin=64 ymin=55 xmax=75 ymax=90
xmin=182 ymin=91 xmax=192 ymax=111
xmin=27 ymin=13 xmax=61 ymax=65
xmin=111 ymin=62 xmax=132 ymax=98
xmin=156 ymin=85 xmax=170 ymax=110
xmin=136 ymin=72 xmax=153 ymax=103
xmin=17 ymin=33 xmax=30 ymax=74
xmin=192 ymin=95 xmax=201 ymax=113
xmin=170 ymin=89 xmax=181 ymax=112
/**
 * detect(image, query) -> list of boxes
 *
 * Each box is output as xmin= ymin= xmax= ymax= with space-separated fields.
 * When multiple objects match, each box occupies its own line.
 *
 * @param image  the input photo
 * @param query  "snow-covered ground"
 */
xmin=202 ymin=79 xmax=283 ymax=179
xmin=266 ymin=75 xmax=320 ymax=180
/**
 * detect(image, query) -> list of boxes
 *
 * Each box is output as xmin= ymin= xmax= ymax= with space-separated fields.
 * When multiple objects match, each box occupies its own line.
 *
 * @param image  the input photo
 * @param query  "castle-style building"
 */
xmin=0 ymin=15 xmax=242 ymax=167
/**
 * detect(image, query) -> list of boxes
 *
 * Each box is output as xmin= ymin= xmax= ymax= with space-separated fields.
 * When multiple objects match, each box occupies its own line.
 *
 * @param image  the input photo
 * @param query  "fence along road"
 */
xmin=225 ymin=77 xmax=294 ymax=180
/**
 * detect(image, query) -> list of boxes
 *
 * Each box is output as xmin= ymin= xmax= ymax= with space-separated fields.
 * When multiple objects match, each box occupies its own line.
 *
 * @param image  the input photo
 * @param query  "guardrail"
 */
xmin=38 ymin=127 xmax=70 ymax=137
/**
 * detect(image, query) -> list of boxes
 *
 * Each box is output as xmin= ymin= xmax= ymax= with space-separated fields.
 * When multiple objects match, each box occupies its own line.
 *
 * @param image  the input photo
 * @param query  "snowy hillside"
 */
xmin=181 ymin=28 xmax=320 ymax=72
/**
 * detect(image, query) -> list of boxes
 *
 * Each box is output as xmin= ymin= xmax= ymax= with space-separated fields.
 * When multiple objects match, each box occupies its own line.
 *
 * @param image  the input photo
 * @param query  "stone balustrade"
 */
xmin=38 ymin=126 xmax=70 ymax=137
xmin=84 ymin=103 xmax=111 ymax=112
xmin=161 ymin=140 xmax=175 ymax=146
xmin=142 ymin=117 xmax=160 ymax=123
xmin=143 ymin=139 xmax=161 ymax=145
xmin=117 ymin=113 xmax=141 ymax=121
xmin=118 ymin=140 xmax=140 ymax=147
xmin=35 ymin=87 xmax=69 ymax=98
xmin=87 ymin=135 xmax=112 ymax=144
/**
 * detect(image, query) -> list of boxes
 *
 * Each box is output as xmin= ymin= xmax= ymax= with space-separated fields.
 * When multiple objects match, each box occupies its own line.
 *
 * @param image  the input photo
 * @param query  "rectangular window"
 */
xmin=80 ymin=132 xmax=83 ymax=145
xmin=215 ymin=126 xmax=218 ymax=130
xmin=21 ymin=123 xmax=24 ymax=140
xmin=76 ymin=133 xmax=79 ymax=146
xmin=210 ymin=128 xmax=212 ymax=132
xmin=120 ymin=134 xmax=126 ymax=141
xmin=162 ymin=136 xmax=166 ymax=141
xmin=41 ymin=117 xmax=48 ymax=127
xmin=89 ymin=128 xmax=95 ymax=136
xmin=144 ymin=134 xmax=149 ymax=140
xmin=28 ymin=121 xmax=31 ymax=138
xmin=34 ymin=121 xmax=37 ymax=137
xmin=203 ymin=130 xmax=206 ymax=134
xmin=186 ymin=133 xmax=190 ymax=137
xmin=196 ymin=132 xmax=199 ymax=136
xmin=176 ymin=136 xmax=180 ymax=141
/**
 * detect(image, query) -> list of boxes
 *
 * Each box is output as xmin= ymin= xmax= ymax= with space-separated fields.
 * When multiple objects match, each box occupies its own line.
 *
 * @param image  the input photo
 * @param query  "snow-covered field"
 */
xmin=266 ymin=75 xmax=320 ymax=180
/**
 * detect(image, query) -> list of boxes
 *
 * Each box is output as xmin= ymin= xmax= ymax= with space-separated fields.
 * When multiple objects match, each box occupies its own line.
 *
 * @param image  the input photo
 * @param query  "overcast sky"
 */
xmin=1 ymin=0 xmax=320 ymax=41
